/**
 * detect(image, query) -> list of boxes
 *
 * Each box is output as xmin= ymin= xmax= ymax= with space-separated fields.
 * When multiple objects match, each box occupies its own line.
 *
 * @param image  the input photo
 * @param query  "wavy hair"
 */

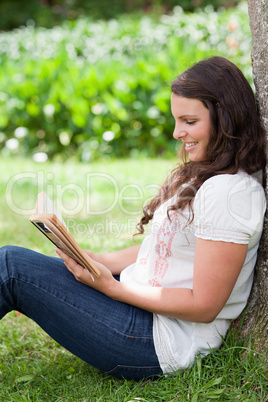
xmin=136 ymin=56 xmax=266 ymax=234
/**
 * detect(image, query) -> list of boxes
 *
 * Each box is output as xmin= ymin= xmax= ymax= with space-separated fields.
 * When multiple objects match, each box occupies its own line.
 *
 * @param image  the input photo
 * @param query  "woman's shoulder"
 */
xmin=194 ymin=171 xmax=266 ymax=215
xmin=198 ymin=171 xmax=265 ymax=196
xmin=194 ymin=171 xmax=266 ymax=240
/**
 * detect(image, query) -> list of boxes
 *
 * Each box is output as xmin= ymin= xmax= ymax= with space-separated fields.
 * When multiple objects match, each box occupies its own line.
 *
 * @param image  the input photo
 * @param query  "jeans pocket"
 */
xmin=105 ymin=364 xmax=163 ymax=381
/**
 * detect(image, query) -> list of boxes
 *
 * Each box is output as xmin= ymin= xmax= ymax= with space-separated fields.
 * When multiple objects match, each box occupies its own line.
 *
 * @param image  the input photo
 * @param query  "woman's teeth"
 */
xmin=185 ymin=142 xmax=198 ymax=149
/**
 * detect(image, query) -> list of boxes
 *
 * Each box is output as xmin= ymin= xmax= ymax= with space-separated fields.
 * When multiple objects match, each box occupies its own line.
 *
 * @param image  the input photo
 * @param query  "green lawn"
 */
xmin=0 ymin=156 xmax=267 ymax=401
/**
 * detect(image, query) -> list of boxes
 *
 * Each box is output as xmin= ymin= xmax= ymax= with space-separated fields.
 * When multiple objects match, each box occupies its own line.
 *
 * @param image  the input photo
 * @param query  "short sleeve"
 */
xmin=193 ymin=173 xmax=266 ymax=244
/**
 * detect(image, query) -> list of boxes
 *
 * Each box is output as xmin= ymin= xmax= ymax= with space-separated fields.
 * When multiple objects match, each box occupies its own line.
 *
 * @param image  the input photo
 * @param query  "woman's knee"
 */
xmin=0 ymin=245 xmax=24 ymax=262
xmin=0 ymin=246 xmax=36 ymax=276
xmin=0 ymin=245 xmax=16 ymax=263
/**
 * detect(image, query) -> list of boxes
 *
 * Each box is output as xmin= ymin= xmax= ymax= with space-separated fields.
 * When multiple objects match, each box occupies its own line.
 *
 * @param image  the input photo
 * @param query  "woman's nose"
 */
xmin=173 ymin=125 xmax=186 ymax=140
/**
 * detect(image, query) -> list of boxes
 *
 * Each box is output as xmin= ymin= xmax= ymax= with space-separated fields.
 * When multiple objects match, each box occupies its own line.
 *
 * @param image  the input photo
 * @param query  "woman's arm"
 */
xmin=84 ymin=244 xmax=142 ymax=275
xmin=108 ymin=239 xmax=248 ymax=322
xmin=56 ymin=238 xmax=247 ymax=323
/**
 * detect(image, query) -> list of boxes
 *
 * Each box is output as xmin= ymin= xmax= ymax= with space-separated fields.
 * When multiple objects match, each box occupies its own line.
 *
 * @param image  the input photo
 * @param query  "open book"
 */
xmin=29 ymin=191 xmax=100 ymax=277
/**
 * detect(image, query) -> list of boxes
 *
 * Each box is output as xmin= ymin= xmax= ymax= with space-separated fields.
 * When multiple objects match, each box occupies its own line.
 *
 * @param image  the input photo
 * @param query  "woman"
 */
xmin=0 ymin=56 xmax=266 ymax=380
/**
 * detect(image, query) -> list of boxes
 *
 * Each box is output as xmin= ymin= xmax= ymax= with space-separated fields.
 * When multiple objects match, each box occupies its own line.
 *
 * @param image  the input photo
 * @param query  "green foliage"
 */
xmin=0 ymin=0 xmax=241 ymax=30
xmin=0 ymin=2 xmax=251 ymax=162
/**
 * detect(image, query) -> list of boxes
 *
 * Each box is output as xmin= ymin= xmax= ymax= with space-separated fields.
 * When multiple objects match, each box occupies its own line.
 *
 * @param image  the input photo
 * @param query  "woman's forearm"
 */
xmin=106 ymin=281 xmax=213 ymax=323
xmin=95 ymin=244 xmax=142 ymax=274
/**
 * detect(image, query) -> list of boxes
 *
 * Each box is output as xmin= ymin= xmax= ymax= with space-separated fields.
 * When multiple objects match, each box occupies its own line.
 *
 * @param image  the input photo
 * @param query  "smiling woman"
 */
xmin=171 ymin=94 xmax=211 ymax=162
xmin=0 ymin=56 xmax=266 ymax=381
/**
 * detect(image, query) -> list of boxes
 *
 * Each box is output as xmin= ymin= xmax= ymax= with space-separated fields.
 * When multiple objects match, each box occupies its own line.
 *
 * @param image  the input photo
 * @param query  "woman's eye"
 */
xmin=186 ymin=121 xmax=196 ymax=125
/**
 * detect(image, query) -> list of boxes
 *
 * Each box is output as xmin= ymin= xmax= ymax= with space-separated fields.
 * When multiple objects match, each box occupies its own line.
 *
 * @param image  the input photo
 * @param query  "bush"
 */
xmin=0 ymin=0 xmax=241 ymax=31
xmin=0 ymin=2 xmax=252 ymax=161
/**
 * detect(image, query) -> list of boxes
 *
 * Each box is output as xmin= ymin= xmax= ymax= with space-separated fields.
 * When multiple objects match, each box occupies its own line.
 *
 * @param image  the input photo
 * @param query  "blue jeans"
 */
xmin=0 ymin=246 xmax=163 ymax=380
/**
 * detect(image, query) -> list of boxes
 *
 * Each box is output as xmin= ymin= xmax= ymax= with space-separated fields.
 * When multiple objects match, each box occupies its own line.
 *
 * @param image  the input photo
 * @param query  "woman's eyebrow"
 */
xmin=178 ymin=114 xmax=198 ymax=119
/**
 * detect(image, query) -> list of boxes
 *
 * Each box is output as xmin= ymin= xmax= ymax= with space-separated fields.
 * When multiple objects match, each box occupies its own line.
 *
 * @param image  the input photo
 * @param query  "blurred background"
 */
xmin=0 ymin=0 xmax=241 ymax=29
xmin=0 ymin=0 xmax=251 ymax=163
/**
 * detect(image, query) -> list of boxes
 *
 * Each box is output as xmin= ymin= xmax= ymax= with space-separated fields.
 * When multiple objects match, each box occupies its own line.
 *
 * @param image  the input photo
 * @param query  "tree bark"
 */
xmin=235 ymin=0 xmax=268 ymax=354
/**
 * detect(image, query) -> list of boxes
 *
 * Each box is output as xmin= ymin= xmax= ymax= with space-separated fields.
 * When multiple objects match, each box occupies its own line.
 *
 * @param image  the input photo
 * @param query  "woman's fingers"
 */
xmin=55 ymin=248 xmax=84 ymax=276
xmin=54 ymin=247 xmax=115 ymax=293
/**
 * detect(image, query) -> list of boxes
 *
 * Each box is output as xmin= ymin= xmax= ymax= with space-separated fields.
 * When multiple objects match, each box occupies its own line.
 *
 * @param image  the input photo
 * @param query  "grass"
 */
xmin=0 ymin=156 xmax=267 ymax=401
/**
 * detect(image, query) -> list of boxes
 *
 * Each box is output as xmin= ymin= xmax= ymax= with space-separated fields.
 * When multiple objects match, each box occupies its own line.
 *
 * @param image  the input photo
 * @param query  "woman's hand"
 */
xmin=55 ymin=247 xmax=116 ymax=295
xmin=83 ymin=249 xmax=100 ymax=263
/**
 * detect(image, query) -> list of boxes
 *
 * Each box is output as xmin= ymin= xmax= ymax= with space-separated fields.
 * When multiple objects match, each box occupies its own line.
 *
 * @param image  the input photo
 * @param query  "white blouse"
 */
xmin=120 ymin=172 xmax=266 ymax=373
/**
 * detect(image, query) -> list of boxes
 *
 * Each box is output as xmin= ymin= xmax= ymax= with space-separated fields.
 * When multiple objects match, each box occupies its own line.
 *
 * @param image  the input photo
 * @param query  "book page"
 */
xmin=31 ymin=219 xmax=74 ymax=257
xmin=30 ymin=192 xmax=101 ymax=277
xmin=33 ymin=191 xmax=68 ymax=230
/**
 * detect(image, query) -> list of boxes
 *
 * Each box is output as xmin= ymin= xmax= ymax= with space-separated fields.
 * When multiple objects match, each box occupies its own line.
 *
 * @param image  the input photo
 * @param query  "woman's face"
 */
xmin=171 ymin=93 xmax=211 ymax=162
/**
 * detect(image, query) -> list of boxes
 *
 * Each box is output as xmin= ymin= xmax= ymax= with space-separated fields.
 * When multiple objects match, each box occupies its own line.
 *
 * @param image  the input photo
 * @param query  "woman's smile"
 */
xmin=184 ymin=142 xmax=198 ymax=151
xmin=171 ymin=94 xmax=211 ymax=162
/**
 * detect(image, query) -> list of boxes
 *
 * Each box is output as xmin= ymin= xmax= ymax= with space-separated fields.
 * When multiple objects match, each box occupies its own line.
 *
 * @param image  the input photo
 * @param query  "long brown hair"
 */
xmin=137 ymin=56 xmax=266 ymax=234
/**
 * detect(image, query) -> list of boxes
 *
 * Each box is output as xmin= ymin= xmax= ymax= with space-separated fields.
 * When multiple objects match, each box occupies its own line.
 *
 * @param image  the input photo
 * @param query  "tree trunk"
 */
xmin=235 ymin=0 xmax=268 ymax=354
